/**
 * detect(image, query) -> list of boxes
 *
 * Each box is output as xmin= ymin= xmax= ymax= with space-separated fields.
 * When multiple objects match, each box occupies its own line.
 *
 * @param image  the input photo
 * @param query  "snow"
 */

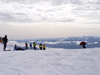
xmin=0 ymin=44 xmax=100 ymax=75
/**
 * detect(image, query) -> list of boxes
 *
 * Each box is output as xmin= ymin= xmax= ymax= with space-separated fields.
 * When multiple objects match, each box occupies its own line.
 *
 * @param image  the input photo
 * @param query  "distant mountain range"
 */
xmin=9 ymin=36 xmax=100 ymax=49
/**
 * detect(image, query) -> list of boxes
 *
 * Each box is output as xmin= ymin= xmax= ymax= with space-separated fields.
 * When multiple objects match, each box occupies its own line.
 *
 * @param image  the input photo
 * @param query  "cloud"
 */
xmin=0 ymin=1 xmax=76 ymax=23
xmin=0 ymin=0 xmax=49 ymax=4
xmin=0 ymin=0 xmax=100 ymax=24
xmin=79 ymin=12 xmax=100 ymax=24
xmin=0 ymin=12 xmax=33 ymax=22
xmin=0 ymin=0 xmax=100 ymax=5
xmin=0 ymin=12 xmax=14 ymax=22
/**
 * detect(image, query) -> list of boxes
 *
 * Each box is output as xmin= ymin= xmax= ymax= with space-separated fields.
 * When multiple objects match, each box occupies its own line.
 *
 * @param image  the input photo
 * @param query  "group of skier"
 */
xmin=25 ymin=42 xmax=37 ymax=50
xmin=39 ymin=43 xmax=46 ymax=50
xmin=24 ymin=42 xmax=46 ymax=50
xmin=0 ymin=35 xmax=87 ymax=51
xmin=0 ymin=35 xmax=46 ymax=51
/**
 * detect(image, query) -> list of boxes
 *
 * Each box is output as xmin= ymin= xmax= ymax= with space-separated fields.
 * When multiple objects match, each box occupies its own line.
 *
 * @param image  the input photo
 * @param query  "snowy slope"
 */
xmin=0 ymin=48 xmax=100 ymax=75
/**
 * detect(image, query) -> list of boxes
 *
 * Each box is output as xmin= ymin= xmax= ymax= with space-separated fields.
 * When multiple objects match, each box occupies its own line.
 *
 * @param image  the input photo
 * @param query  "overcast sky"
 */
xmin=0 ymin=0 xmax=100 ymax=39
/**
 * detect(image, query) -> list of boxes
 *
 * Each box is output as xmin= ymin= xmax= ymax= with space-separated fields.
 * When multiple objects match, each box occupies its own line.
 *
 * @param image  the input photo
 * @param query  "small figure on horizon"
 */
xmin=43 ymin=44 xmax=46 ymax=50
xmin=25 ymin=42 xmax=28 ymax=50
xmin=30 ymin=43 xmax=32 ymax=49
xmin=39 ymin=43 xmax=42 ymax=50
xmin=80 ymin=42 xmax=86 ymax=48
xmin=2 ymin=35 xmax=8 ymax=51
xmin=33 ymin=42 xmax=36 ymax=50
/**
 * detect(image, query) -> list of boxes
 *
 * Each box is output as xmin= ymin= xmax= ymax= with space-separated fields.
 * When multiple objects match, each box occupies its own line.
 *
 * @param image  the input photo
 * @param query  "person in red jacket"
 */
xmin=80 ymin=42 xmax=86 ymax=48
xmin=25 ymin=42 xmax=28 ymax=50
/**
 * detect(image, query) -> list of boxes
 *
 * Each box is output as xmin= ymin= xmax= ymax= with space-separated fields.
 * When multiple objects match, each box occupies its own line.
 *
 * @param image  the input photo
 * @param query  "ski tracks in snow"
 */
xmin=0 ymin=49 xmax=100 ymax=75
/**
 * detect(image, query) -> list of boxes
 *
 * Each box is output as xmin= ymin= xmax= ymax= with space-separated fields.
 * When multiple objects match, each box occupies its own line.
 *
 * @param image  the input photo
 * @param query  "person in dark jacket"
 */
xmin=2 ymin=35 xmax=8 ymax=51
xmin=80 ymin=42 xmax=86 ymax=48
xmin=30 ymin=43 xmax=32 ymax=49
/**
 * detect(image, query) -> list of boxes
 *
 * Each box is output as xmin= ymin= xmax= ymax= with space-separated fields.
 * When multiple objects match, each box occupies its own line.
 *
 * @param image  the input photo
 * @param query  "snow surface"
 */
xmin=0 ymin=44 xmax=100 ymax=75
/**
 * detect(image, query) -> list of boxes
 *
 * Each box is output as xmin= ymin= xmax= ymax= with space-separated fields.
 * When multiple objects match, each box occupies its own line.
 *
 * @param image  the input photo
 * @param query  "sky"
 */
xmin=0 ymin=0 xmax=100 ymax=39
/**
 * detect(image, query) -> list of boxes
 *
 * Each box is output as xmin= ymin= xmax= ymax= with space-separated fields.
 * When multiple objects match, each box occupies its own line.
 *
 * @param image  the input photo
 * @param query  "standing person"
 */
xmin=25 ymin=42 xmax=28 ymax=50
xmin=33 ymin=42 xmax=36 ymax=50
xmin=43 ymin=44 xmax=46 ymax=50
xmin=2 ymin=35 xmax=8 ymax=51
xmin=80 ymin=42 xmax=86 ymax=48
xmin=39 ymin=43 xmax=42 ymax=50
xmin=30 ymin=43 xmax=32 ymax=49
